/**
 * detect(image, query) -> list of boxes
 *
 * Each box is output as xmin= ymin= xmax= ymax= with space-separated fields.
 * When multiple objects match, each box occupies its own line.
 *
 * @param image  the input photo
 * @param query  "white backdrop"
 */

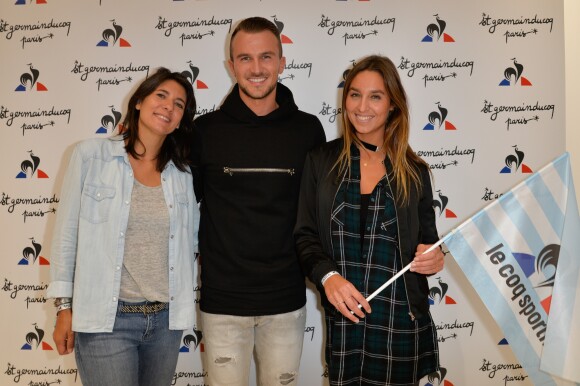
xmin=0 ymin=1 xmax=566 ymax=385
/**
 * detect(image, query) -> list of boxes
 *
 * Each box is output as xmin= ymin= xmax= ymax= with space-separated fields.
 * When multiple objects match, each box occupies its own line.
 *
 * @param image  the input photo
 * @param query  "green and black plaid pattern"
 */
xmin=326 ymin=148 xmax=439 ymax=385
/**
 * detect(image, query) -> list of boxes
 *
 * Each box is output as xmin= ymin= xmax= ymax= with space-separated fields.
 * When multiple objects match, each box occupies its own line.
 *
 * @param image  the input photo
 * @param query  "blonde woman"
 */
xmin=295 ymin=55 xmax=444 ymax=385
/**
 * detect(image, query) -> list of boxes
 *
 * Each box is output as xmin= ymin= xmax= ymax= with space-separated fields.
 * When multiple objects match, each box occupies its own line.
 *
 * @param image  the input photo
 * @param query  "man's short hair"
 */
xmin=229 ymin=16 xmax=283 ymax=60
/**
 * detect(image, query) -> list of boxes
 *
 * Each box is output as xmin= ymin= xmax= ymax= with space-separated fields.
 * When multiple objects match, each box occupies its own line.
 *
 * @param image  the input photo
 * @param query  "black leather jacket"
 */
xmin=294 ymin=138 xmax=439 ymax=320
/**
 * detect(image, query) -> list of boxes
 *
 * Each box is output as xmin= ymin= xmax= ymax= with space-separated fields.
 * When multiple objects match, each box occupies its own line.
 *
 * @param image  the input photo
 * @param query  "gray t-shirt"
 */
xmin=119 ymin=180 xmax=169 ymax=302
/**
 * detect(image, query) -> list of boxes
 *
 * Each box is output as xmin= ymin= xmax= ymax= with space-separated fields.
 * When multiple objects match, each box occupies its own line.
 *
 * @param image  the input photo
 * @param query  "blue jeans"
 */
xmin=200 ymin=306 xmax=306 ymax=386
xmin=74 ymin=301 xmax=183 ymax=386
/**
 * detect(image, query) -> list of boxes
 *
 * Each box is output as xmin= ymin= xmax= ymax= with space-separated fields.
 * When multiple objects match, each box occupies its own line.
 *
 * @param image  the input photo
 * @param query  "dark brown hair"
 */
xmin=121 ymin=67 xmax=196 ymax=172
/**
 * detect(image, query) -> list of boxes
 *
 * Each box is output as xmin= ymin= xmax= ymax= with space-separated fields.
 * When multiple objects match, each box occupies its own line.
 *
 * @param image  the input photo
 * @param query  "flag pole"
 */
xmin=364 ymin=237 xmax=448 ymax=303
xmin=352 ymin=237 xmax=452 ymax=314
xmin=355 ymin=221 xmax=469 ymax=313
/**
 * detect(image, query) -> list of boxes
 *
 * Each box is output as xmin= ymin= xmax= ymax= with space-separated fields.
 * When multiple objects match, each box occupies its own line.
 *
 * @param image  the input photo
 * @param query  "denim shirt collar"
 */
xmin=108 ymin=135 xmax=176 ymax=171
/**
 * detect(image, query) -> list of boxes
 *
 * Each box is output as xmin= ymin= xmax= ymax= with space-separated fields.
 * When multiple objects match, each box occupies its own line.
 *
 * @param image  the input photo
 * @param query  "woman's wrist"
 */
xmin=321 ymin=271 xmax=339 ymax=286
xmin=56 ymin=303 xmax=72 ymax=314
xmin=54 ymin=297 xmax=72 ymax=314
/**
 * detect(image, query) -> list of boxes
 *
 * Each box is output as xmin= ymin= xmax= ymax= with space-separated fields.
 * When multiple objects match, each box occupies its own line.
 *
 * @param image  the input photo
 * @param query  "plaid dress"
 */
xmin=327 ymin=149 xmax=439 ymax=385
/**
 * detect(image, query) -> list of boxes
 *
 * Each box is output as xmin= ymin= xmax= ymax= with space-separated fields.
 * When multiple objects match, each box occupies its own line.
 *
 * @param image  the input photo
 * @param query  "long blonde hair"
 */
xmin=335 ymin=55 xmax=429 ymax=205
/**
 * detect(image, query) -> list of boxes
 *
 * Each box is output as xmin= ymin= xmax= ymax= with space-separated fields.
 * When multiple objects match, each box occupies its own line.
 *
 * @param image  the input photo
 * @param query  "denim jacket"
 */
xmin=47 ymin=136 xmax=199 ymax=332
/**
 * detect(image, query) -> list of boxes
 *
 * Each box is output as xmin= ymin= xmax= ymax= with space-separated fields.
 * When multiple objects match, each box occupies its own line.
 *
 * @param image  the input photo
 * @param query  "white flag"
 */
xmin=443 ymin=152 xmax=580 ymax=385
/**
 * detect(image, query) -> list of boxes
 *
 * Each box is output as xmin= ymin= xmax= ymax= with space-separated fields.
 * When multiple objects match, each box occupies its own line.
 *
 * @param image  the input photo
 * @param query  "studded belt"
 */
xmin=119 ymin=302 xmax=168 ymax=314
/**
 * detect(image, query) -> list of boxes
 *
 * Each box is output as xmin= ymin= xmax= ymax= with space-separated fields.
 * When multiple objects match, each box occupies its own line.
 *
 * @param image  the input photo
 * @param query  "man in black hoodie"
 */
xmin=190 ymin=17 xmax=326 ymax=386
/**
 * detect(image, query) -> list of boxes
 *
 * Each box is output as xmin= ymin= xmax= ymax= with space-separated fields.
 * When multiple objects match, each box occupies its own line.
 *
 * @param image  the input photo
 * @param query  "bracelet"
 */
xmin=56 ymin=303 xmax=72 ymax=314
xmin=321 ymin=271 xmax=339 ymax=286
xmin=54 ymin=297 xmax=72 ymax=307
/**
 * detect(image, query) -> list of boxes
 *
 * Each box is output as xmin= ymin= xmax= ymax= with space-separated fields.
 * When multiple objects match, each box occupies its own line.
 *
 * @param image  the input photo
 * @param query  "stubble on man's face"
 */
xmin=229 ymin=30 xmax=285 ymax=107
xmin=238 ymin=78 xmax=277 ymax=101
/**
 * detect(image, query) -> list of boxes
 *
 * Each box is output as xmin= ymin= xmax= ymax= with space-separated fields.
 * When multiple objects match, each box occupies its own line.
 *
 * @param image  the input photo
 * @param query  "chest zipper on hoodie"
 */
xmin=223 ymin=167 xmax=295 ymax=176
xmin=383 ymin=170 xmax=416 ymax=322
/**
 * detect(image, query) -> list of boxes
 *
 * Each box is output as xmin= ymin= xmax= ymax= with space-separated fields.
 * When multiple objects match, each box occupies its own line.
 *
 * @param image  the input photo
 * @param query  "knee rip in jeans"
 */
xmin=214 ymin=355 xmax=235 ymax=365
xmin=279 ymin=372 xmax=296 ymax=385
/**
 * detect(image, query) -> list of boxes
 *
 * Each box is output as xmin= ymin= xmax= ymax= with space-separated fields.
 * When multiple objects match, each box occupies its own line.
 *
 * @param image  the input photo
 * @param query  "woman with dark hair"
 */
xmin=48 ymin=67 xmax=199 ymax=386
xmin=295 ymin=55 xmax=444 ymax=385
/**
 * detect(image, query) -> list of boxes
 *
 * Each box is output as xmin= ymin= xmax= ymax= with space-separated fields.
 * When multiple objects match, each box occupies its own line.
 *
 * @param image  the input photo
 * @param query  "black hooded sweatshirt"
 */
xmin=191 ymin=83 xmax=326 ymax=315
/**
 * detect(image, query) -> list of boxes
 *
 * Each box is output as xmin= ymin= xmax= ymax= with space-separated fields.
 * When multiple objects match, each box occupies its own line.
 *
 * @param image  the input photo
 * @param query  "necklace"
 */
xmin=360 ymin=140 xmax=385 ymax=166
xmin=360 ymin=140 xmax=381 ymax=152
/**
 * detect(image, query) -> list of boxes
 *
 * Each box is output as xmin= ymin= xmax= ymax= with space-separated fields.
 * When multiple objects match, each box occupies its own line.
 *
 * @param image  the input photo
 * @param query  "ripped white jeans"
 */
xmin=200 ymin=306 xmax=306 ymax=386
